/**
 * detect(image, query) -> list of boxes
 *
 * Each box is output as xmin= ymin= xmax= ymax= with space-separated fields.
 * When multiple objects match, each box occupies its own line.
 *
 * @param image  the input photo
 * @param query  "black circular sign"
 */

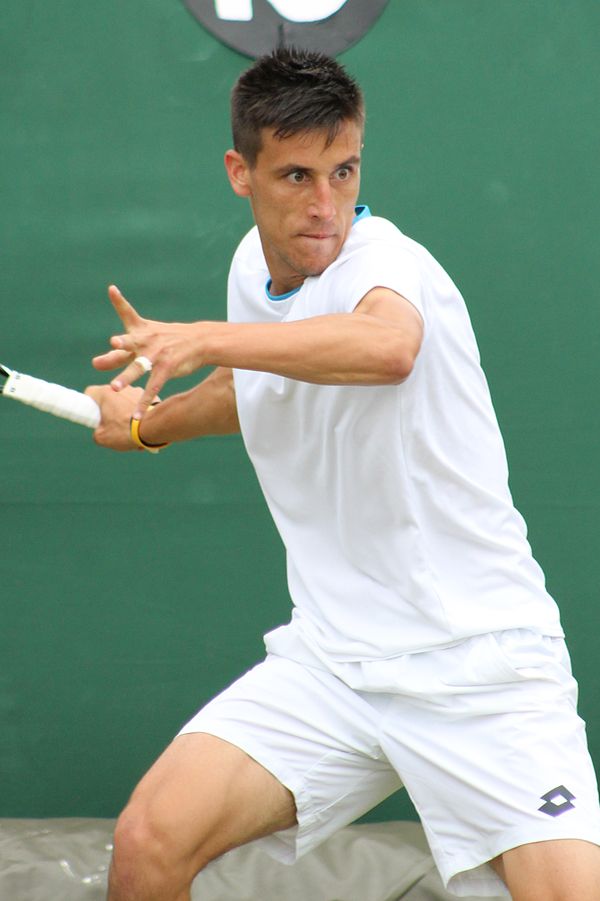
xmin=183 ymin=0 xmax=390 ymax=59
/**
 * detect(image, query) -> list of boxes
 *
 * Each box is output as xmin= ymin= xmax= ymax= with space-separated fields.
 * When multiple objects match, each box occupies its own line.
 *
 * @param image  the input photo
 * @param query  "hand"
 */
xmin=92 ymin=285 xmax=207 ymax=419
xmin=84 ymin=384 xmax=145 ymax=451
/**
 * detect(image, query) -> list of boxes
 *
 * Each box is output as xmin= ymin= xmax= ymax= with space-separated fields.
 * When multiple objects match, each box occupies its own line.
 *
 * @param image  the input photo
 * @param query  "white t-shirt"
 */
xmin=228 ymin=210 xmax=563 ymax=671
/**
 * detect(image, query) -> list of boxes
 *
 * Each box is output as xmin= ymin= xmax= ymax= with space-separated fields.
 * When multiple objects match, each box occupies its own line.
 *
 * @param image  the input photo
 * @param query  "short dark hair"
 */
xmin=231 ymin=47 xmax=364 ymax=166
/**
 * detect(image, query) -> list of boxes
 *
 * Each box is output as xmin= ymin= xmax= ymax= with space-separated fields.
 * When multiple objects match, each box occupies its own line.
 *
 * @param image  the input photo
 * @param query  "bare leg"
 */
xmin=491 ymin=839 xmax=600 ymax=900
xmin=107 ymin=732 xmax=297 ymax=901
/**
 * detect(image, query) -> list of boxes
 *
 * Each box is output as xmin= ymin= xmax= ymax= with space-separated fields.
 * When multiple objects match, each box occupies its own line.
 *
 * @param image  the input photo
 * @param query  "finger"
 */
xmin=110 ymin=354 xmax=155 ymax=392
xmin=92 ymin=348 xmax=132 ymax=371
xmin=84 ymin=385 xmax=103 ymax=401
xmin=133 ymin=370 xmax=168 ymax=420
xmin=109 ymin=333 xmax=137 ymax=353
xmin=108 ymin=284 xmax=143 ymax=330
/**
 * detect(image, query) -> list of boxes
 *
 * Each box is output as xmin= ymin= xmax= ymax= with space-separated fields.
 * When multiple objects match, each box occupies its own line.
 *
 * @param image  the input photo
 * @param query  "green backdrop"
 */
xmin=2 ymin=0 xmax=599 ymax=824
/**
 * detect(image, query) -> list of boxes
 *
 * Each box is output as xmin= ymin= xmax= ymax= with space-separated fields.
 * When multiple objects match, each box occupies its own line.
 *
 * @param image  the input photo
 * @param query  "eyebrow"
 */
xmin=274 ymin=154 xmax=361 ymax=177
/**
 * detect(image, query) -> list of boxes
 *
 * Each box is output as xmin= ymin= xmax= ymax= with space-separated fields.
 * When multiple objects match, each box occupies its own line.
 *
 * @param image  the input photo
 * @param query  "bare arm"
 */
xmin=94 ymin=284 xmax=423 ymax=419
xmin=85 ymin=366 xmax=239 ymax=451
xmin=141 ymin=366 xmax=239 ymax=443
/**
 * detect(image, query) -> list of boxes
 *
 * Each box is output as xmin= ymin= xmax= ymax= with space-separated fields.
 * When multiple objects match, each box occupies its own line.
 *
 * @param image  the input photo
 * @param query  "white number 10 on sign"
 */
xmin=214 ymin=0 xmax=348 ymax=23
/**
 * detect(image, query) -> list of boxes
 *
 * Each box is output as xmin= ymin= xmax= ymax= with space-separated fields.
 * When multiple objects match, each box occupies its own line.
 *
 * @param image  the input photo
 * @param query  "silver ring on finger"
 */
xmin=134 ymin=355 xmax=153 ymax=373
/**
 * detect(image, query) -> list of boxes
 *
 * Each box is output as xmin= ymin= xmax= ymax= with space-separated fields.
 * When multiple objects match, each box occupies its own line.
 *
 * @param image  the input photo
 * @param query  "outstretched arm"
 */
xmin=93 ymin=284 xmax=423 ymax=420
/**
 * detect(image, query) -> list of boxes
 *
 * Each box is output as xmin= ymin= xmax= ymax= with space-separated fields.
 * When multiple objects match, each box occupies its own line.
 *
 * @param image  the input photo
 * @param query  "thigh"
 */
xmin=178 ymin=654 xmax=402 ymax=861
xmin=491 ymin=838 xmax=600 ymax=900
xmin=123 ymin=730 xmax=298 ymax=870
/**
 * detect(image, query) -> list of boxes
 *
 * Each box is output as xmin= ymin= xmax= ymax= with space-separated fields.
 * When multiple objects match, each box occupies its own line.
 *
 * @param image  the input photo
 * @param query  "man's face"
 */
xmin=225 ymin=120 xmax=362 ymax=295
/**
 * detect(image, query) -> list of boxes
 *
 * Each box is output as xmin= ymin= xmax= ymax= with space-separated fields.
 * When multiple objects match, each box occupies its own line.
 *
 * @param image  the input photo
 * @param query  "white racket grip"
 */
xmin=4 ymin=370 xmax=101 ymax=429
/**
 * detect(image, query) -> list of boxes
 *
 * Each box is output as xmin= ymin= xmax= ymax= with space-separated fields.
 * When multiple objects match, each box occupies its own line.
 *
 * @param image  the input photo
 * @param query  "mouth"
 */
xmin=298 ymin=233 xmax=337 ymax=241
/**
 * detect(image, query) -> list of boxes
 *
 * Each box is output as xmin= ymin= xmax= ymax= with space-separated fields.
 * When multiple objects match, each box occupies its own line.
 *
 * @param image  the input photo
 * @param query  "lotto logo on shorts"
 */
xmin=183 ymin=0 xmax=390 ymax=58
xmin=538 ymin=785 xmax=576 ymax=817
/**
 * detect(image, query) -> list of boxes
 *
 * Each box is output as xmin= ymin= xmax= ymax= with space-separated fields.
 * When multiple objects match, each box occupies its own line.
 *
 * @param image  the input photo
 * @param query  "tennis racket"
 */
xmin=0 ymin=363 xmax=100 ymax=429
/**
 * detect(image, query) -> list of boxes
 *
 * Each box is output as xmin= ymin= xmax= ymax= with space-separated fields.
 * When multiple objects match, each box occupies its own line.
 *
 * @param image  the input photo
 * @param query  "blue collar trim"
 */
xmin=265 ymin=279 xmax=302 ymax=302
xmin=353 ymin=204 xmax=371 ymax=222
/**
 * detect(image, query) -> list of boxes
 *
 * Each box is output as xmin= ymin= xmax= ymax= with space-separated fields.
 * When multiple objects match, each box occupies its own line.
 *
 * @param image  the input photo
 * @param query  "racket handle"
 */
xmin=3 ymin=370 xmax=101 ymax=429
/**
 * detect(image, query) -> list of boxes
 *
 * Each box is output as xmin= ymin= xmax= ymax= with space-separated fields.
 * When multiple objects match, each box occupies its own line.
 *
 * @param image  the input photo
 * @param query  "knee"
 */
xmin=110 ymin=807 xmax=168 ymax=895
xmin=112 ymin=806 xmax=161 ymax=868
xmin=109 ymin=803 xmax=211 ymax=897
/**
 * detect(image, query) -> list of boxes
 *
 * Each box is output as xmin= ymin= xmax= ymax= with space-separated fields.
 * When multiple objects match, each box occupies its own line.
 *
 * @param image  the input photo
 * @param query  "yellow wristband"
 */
xmin=130 ymin=416 xmax=170 ymax=454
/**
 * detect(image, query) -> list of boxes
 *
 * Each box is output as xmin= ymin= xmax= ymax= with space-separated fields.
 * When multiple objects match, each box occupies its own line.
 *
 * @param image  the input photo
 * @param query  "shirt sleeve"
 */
xmin=330 ymin=240 xmax=425 ymax=324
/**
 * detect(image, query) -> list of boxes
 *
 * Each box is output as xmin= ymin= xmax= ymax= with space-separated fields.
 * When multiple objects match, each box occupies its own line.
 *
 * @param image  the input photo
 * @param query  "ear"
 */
xmin=224 ymin=149 xmax=252 ymax=198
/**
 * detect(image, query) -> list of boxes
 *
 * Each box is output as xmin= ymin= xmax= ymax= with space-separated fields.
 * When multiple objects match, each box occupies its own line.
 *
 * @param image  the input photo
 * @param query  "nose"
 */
xmin=308 ymin=179 xmax=335 ymax=221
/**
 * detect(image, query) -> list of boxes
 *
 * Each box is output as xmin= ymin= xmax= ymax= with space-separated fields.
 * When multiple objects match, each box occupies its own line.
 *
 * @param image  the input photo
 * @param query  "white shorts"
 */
xmin=179 ymin=629 xmax=600 ymax=898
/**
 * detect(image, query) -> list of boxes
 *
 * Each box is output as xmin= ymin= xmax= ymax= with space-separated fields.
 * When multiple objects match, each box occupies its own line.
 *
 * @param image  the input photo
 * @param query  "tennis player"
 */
xmin=87 ymin=48 xmax=600 ymax=900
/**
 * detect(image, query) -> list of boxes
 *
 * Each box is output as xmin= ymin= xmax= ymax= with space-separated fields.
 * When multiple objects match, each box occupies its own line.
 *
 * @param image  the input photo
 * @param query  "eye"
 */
xmin=335 ymin=166 xmax=353 ymax=181
xmin=287 ymin=170 xmax=308 ymax=184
